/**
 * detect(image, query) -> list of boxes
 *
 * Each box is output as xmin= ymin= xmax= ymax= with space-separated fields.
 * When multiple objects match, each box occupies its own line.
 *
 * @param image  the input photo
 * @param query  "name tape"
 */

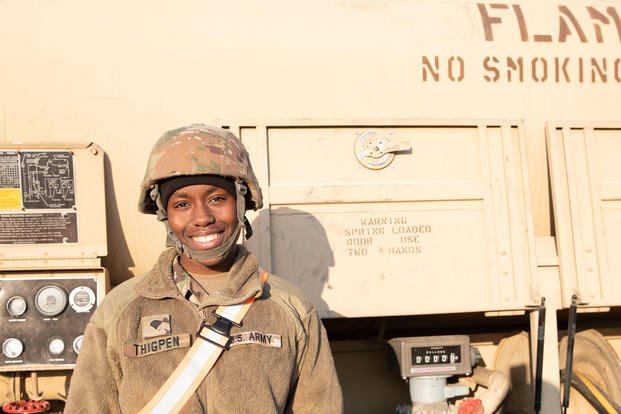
xmin=124 ymin=334 xmax=191 ymax=358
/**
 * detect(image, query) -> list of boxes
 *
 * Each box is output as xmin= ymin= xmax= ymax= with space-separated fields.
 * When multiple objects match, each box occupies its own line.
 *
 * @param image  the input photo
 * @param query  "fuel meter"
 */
xmin=388 ymin=335 xmax=474 ymax=407
xmin=388 ymin=335 xmax=472 ymax=378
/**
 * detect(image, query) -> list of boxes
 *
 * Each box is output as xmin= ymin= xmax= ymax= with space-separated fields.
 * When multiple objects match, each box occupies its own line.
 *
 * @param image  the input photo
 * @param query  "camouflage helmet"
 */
xmin=139 ymin=124 xmax=263 ymax=214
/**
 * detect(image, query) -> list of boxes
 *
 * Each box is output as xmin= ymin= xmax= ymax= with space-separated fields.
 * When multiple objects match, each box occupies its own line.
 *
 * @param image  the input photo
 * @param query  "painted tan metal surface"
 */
xmin=1 ymin=370 xmax=72 ymax=403
xmin=547 ymin=124 xmax=621 ymax=308
xmin=2 ymin=0 xmax=620 ymax=284
xmin=231 ymin=121 xmax=538 ymax=317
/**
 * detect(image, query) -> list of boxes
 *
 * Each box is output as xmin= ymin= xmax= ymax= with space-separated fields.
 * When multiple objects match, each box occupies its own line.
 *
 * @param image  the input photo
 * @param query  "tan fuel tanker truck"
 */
xmin=1 ymin=1 xmax=621 ymax=413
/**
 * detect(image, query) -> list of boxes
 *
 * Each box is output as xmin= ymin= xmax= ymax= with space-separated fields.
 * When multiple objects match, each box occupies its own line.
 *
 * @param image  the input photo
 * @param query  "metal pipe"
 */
xmin=468 ymin=366 xmax=510 ymax=414
xmin=27 ymin=371 xmax=44 ymax=400
xmin=534 ymin=297 xmax=546 ymax=413
xmin=562 ymin=295 xmax=578 ymax=413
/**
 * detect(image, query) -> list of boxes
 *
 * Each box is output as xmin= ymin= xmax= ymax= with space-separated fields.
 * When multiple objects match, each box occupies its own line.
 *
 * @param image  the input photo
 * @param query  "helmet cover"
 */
xmin=138 ymin=124 xmax=263 ymax=214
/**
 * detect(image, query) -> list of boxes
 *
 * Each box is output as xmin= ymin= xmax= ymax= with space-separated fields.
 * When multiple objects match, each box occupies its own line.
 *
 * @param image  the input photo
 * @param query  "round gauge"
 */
xmin=2 ymin=338 xmax=24 ymax=359
xmin=48 ymin=338 xmax=65 ymax=356
xmin=72 ymin=335 xmax=84 ymax=354
xmin=69 ymin=286 xmax=96 ymax=313
xmin=6 ymin=296 xmax=27 ymax=317
xmin=34 ymin=285 xmax=68 ymax=317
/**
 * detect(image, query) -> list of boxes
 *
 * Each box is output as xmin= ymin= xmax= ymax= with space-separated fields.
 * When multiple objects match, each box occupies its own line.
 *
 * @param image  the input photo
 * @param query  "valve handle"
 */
xmin=362 ymin=137 xmax=411 ymax=159
xmin=2 ymin=400 xmax=51 ymax=413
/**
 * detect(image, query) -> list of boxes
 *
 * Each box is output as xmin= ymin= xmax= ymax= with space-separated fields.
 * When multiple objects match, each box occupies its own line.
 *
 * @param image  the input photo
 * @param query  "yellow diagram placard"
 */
xmin=0 ymin=188 xmax=22 ymax=210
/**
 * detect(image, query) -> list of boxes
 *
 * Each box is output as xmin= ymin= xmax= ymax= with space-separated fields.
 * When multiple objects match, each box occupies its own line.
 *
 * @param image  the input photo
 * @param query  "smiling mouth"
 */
xmin=191 ymin=234 xmax=220 ymax=243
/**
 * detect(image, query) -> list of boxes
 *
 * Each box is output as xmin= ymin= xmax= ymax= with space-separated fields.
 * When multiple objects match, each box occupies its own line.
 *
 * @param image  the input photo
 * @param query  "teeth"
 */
xmin=192 ymin=234 xmax=218 ymax=243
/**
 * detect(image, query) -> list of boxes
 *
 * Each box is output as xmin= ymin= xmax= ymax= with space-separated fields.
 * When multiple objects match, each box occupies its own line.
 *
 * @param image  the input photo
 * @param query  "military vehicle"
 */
xmin=1 ymin=1 xmax=621 ymax=412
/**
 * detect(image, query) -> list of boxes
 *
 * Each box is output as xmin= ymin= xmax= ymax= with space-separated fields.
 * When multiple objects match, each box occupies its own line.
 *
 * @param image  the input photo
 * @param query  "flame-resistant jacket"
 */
xmin=64 ymin=247 xmax=343 ymax=413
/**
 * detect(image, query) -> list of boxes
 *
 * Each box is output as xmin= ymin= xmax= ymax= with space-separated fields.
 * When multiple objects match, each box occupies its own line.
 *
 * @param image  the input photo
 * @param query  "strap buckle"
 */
xmin=196 ymin=314 xmax=238 ymax=349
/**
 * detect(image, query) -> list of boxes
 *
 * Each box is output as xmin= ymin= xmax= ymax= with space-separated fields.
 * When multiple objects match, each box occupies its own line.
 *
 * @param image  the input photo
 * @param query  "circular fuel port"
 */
xmin=2 ymin=338 xmax=24 ymax=359
xmin=69 ymin=286 xmax=96 ymax=313
xmin=73 ymin=335 xmax=84 ymax=354
xmin=48 ymin=337 xmax=66 ymax=356
xmin=6 ymin=296 xmax=27 ymax=317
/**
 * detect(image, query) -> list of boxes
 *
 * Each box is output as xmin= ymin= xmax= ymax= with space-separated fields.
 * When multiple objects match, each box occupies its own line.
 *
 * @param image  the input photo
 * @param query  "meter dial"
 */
xmin=2 ymin=338 xmax=24 ymax=359
xmin=48 ymin=338 xmax=65 ymax=356
xmin=72 ymin=335 xmax=84 ymax=354
xmin=69 ymin=286 xmax=96 ymax=313
xmin=34 ymin=285 xmax=68 ymax=317
xmin=6 ymin=296 xmax=27 ymax=317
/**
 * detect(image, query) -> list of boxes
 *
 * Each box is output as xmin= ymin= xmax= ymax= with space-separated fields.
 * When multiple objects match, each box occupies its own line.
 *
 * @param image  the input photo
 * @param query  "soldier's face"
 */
xmin=166 ymin=184 xmax=238 ymax=274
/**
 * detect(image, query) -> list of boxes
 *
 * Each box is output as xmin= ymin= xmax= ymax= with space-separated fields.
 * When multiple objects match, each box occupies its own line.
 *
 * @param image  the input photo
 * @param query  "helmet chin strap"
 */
xmin=150 ymin=179 xmax=253 ymax=262
xmin=167 ymin=220 xmax=242 ymax=262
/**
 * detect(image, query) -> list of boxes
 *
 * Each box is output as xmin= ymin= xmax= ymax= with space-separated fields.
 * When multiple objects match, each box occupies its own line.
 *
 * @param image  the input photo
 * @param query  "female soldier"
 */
xmin=65 ymin=125 xmax=343 ymax=413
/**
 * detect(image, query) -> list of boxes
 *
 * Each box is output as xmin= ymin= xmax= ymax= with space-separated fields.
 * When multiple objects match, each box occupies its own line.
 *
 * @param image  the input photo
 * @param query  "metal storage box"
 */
xmin=226 ymin=121 xmax=539 ymax=318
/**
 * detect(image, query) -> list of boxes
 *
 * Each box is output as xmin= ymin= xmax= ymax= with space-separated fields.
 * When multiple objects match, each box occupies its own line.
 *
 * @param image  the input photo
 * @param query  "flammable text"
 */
xmin=422 ymin=56 xmax=621 ymax=83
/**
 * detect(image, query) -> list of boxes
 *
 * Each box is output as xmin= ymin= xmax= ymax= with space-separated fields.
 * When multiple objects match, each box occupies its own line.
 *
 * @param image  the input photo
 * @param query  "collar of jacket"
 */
xmin=134 ymin=246 xmax=266 ymax=307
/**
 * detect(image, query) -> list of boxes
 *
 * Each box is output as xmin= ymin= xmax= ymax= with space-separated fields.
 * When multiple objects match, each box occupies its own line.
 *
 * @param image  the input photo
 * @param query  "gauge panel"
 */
xmin=0 ymin=276 xmax=100 ymax=371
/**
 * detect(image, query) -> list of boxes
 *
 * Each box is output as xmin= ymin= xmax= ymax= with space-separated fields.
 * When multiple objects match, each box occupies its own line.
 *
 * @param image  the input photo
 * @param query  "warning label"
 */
xmin=0 ymin=212 xmax=78 ymax=244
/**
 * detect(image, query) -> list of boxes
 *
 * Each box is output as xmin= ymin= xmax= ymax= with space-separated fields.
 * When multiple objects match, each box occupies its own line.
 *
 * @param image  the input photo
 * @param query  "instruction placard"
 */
xmin=0 ymin=212 xmax=78 ymax=244
xmin=0 ymin=150 xmax=78 ymax=245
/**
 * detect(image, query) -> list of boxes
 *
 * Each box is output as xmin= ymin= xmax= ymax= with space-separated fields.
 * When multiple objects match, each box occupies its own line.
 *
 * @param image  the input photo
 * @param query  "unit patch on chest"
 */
xmin=124 ymin=334 xmax=191 ymax=357
xmin=141 ymin=313 xmax=171 ymax=339
xmin=230 ymin=331 xmax=281 ymax=348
